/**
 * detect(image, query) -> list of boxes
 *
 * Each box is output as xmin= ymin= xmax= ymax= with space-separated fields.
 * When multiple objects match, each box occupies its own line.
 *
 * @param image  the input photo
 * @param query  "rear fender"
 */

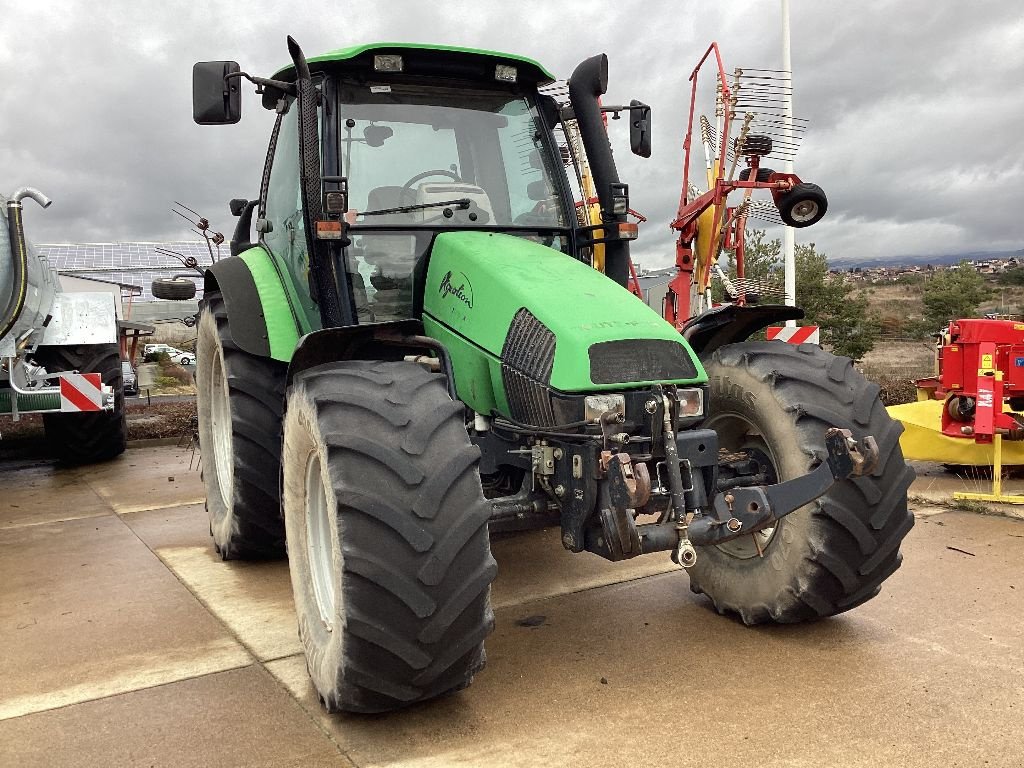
xmin=204 ymin=248 xmax=301 ymax=361
xmin=681 ymin=304 xmax=804 ymax=360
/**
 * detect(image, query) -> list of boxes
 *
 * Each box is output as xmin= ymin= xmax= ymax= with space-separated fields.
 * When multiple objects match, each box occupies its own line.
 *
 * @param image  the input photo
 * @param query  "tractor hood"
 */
xmin=421 ymin=231 xmax=705 ymax=419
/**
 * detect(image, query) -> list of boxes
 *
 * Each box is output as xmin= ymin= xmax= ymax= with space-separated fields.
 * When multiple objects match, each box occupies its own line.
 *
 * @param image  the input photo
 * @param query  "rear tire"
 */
xmin=283 ymin=360 xmax=496 ymax=713
xmin=689 ymin=342 xmax=915 ymax=623
xmin=196 ymin=292 xmax=286 ymax=559
xmin=36 ymin=343 xmax=127 ymax=464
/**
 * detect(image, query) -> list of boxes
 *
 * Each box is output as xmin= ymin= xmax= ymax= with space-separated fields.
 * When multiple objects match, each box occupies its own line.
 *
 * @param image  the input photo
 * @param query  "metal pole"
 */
xmin=994 ymin=433 xmax=1003 ymax=497
xmin=782 ymin=0 xmax=797 ymax=325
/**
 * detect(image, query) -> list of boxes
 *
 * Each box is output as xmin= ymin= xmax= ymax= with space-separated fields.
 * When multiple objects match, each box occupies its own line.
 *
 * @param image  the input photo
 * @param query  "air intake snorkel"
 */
xmin=568 ymin=54 xmax=630 ymax=288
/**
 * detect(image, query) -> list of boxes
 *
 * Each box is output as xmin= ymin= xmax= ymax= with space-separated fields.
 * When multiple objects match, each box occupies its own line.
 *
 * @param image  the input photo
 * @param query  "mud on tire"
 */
xmin=283 ymin=360 xmax=496 ymax=713
xmin=196 ymin=292 xmax=286 ymax=559
xmin=689 ymin=341 xmax=915 ymax=623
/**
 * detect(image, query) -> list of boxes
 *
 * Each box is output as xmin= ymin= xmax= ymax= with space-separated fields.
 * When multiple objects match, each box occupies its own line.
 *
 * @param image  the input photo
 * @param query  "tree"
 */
xmin=792 ymin=242 xmax=880 ymax=361
xmin=922 ymin=261 xmax=991 ymax=328
xmin=998 ymin=266 xmax=1024 ymax=287
xmin=711 ymin=231 xmax=880 ymax=359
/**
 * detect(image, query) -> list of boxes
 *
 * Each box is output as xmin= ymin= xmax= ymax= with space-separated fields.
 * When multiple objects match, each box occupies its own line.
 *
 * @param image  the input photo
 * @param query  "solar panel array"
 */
xmin=35 ymin=241 xmax=219 ymax=301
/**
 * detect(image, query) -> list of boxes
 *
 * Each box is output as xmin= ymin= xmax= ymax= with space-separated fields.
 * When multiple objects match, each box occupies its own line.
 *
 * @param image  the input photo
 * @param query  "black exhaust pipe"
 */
xmin=568 ymin=54 xmax=630 ymax=288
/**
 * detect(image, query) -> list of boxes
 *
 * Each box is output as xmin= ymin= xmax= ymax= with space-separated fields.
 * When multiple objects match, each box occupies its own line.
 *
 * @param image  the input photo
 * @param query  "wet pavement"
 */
xmin=1 ymin=445 xmax=1023 ymax=766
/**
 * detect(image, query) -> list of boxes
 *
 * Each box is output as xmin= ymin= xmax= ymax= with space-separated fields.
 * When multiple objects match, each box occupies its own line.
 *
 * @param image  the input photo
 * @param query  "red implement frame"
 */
xmin=663 ymin=42 xmax=802 ymax=329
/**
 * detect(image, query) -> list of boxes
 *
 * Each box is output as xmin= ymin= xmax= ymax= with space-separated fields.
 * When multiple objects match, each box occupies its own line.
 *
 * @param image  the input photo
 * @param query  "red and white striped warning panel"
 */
xmin=766 ymin=325 xmax=820 ymax=345
xmin=59 ymin=373 xmax=104 ymax=412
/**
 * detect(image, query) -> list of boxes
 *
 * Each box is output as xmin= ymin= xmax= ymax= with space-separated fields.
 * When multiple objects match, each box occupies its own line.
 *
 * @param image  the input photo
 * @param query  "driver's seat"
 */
xmin=366 ymin=186 xmax=417 ymax=223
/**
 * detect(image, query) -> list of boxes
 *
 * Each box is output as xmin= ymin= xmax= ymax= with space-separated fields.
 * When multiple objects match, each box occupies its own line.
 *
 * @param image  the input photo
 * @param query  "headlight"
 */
xmin=585 ymin=394 xmax=625 ymax=422
xmin=677 ymin=388 xmax=703 ymax=418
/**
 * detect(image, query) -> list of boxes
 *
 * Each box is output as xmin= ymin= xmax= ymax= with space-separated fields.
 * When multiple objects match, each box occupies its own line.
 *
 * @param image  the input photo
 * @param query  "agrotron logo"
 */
xmin=439 ymin=270 xmax=474 ymax=309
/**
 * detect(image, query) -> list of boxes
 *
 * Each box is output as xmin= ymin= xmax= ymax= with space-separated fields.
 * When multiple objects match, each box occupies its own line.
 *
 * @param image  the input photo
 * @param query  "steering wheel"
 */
xmin=401 ymin=169 xmax=461 ymax=192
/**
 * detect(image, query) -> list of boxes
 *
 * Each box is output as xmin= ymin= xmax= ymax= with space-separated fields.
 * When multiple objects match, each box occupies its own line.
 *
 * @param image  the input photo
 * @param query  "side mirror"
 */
xmin=629 ymin=100 xmax=651 ymax=158
xmin=193 ymin=61 xmax=241 ymax=125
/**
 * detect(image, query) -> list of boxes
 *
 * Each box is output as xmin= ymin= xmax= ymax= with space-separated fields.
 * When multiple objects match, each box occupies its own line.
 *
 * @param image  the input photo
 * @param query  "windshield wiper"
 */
xmin=358 ymin=198 xmax=471 ymax=217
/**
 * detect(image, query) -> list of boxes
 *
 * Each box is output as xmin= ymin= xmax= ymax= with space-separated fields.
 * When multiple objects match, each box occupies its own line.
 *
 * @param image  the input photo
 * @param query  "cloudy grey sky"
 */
xmin=2 ymin=1 xmax=1021 ymax=269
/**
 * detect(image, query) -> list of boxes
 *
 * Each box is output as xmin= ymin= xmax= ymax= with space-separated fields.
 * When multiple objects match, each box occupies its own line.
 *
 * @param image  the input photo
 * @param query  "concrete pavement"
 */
xmin=1 ymin=446 xmax=1023 ymax=766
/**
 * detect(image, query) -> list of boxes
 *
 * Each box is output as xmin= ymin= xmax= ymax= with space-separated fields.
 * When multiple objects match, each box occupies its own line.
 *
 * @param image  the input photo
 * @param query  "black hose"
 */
xmin=1 ymin=201 xmax=29 ymax=339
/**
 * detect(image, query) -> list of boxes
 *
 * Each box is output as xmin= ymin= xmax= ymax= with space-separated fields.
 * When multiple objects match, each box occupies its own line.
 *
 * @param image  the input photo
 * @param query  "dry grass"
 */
xmin=858 ymin=340 xmax=934 ymax=405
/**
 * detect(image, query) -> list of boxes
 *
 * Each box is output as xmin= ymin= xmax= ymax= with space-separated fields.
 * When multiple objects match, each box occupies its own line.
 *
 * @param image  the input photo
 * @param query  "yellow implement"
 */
xmin=887 ymin=399 xmax=1024 ymax=466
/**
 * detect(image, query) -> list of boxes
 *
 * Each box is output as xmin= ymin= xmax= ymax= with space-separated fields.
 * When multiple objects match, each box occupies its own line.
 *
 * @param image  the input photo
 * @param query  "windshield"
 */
xmin=337 ymin=81 xmax=570 ymax=323
xmin=339 ymin=82 xmax=569 ymax=229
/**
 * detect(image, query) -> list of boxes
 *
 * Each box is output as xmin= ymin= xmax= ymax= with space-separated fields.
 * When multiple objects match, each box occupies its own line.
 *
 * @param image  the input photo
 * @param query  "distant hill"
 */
xmin=829 ymin=248 xmax=1024 ymax=270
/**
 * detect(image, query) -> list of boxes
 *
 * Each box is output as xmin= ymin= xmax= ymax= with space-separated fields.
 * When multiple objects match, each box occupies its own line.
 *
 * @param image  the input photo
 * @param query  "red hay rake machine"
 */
xmin=662 ymin=42 xmax=827 ymax=331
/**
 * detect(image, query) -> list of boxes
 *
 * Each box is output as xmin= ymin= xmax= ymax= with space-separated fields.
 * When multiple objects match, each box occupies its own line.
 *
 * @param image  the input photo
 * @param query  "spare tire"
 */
xmin=152 ymin=277 xmax=198 ymax=301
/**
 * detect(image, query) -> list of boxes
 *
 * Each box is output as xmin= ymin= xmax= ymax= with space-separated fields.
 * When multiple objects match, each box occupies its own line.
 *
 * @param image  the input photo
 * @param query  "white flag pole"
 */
xmin=782 ymin=0 xmax=797 ymax=325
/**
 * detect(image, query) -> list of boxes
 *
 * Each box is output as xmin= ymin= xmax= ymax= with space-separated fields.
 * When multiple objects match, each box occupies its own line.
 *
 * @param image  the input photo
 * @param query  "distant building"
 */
xmin=634 ymin=267 xmax=676 ymax=313
xmin=37 ymin=241 xmax=211 ymax=324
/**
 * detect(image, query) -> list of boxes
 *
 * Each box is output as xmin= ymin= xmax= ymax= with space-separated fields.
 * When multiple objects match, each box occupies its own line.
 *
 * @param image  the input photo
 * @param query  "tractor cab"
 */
xmin=193 ymin=42 xmax=644 ymax=330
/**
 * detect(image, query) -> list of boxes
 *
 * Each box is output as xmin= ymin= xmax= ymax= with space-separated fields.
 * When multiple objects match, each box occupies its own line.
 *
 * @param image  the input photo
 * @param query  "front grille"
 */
xmin=589 ymin=339 xmax=698 ymax=385
xmin=501 ymin=308 xmax=557 ymax=425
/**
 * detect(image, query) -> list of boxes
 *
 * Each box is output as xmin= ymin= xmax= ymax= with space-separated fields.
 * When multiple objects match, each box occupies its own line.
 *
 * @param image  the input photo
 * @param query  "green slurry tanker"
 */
xmin=158 ymin=39 xmax=914 ymax=713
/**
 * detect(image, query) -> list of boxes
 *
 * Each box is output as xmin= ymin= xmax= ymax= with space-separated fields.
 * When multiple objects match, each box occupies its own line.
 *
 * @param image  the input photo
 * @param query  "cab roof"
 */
xmin=271 ymin=42 xmax=555 ymax=85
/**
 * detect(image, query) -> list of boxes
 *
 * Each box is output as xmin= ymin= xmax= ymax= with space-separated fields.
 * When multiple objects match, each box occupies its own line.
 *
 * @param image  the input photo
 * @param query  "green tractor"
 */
xmin=166 ymin=38 xmax=913 ymax=713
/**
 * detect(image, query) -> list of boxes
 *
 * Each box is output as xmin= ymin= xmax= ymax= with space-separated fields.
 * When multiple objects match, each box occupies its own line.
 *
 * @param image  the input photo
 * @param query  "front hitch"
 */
xmin=688 ymin=428 xmax=878 ymax=546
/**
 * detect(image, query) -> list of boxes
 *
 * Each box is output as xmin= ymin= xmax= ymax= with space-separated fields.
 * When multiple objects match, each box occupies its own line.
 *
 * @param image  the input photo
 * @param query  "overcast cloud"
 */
xmin=1 ymin=1 xmax=1022 ymax=269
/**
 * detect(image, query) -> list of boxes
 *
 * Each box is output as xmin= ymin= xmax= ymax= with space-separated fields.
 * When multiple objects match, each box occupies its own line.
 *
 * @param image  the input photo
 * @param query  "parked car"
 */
xmin=121 ymin=361 xmax=138 ymax=396
xmin=144 ymin=343 xmax=193 ymax=366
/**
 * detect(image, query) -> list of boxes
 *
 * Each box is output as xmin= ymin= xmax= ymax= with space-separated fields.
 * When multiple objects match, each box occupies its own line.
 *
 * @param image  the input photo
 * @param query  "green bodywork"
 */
xmin=238 ymin=246 xmax=313 ymax=362
xmin=422 ymin=232 xmax=706 ymax=417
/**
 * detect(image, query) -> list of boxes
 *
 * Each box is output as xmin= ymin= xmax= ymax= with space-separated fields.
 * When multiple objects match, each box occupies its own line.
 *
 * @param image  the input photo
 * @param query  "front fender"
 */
xmin=204 ymin=247 xmax=301 ymax=361
xmin=681 ymin=304 xmax=805 ymax=360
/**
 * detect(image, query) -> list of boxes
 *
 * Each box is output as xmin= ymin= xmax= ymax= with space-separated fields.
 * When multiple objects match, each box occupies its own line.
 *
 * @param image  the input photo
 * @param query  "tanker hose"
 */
xmin=1 ymin=188 xmax=52 ymax=339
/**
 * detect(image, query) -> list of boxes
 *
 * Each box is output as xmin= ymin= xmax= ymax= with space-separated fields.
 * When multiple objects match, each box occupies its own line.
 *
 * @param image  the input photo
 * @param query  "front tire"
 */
xmin=196 ymin=293 xmax=286 ymax=559
xmin=283 ymin=360 xmax=496 ymax=713
xmin=689 ymin=342 xmax=915 ymax=624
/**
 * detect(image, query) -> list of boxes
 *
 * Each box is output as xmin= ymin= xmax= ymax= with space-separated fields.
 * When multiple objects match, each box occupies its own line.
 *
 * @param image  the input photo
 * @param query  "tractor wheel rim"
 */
xmin=791 ymin=199 xmax=819 ymax=223
xmin=305 ymin=451 xmax=337 ymax=632
xmin=703 ymin=412 xmax=779 ymax=560
xmin=209 ymin=349 xmax=234 ymax=509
